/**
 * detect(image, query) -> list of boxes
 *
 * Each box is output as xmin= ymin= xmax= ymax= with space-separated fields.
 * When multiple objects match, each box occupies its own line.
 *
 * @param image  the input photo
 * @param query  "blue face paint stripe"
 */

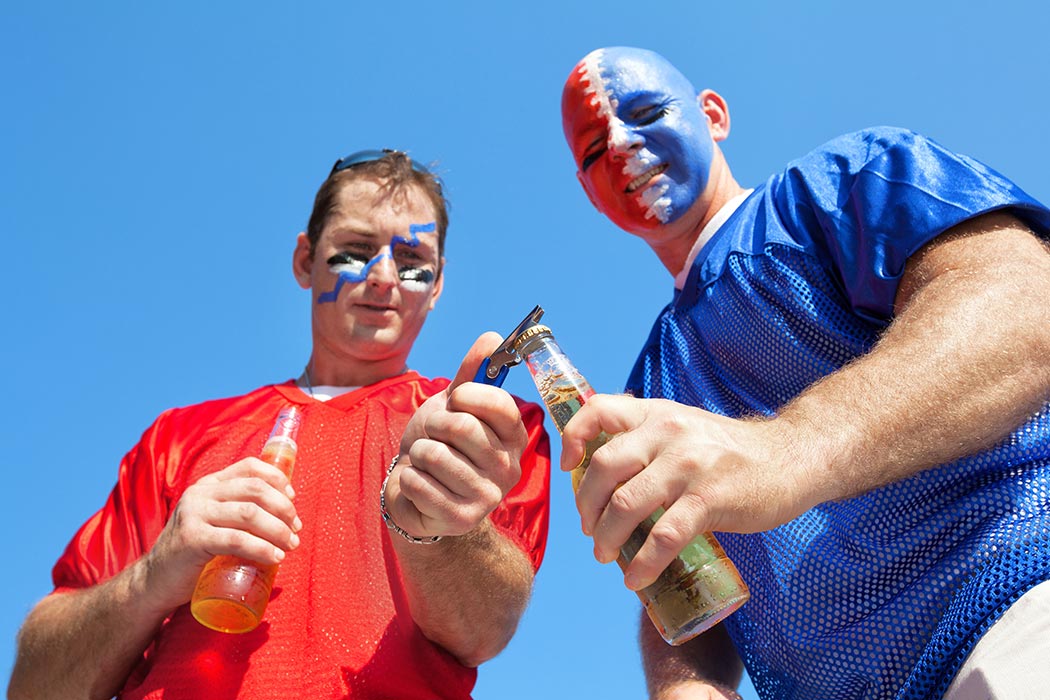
xmin=409 ymin=222 xmax=436 ymax=235
xmin=316 ymin=221 xmax=437 ymax=304
xmin=318 ymin=254 xmax=388 ymax=303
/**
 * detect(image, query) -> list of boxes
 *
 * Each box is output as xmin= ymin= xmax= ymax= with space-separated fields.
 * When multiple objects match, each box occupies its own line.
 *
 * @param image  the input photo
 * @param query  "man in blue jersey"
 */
xmin=559 ymin=46 xmax=1050 ymax=700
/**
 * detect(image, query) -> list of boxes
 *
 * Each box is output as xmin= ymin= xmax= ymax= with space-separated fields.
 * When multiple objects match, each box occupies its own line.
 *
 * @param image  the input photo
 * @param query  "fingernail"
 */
xmin=286 ymin=485 xmax=296 ymax=499
xmin=290 ymin=533 xmax=300 ymax=548
xmin=274 ymin=548 xmax=286 ymax=562
xmin=624 ymin=572 xmax=640 ymax=590
xmin=293 ymin=516 xmax=303 ymax=532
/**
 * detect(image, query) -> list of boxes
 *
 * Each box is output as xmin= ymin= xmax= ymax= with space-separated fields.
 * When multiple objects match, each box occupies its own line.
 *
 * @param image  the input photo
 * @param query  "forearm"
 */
xmin=392 ymin=518 xmax=533 ymax=667
xmin=776 ymin=215 xmax=1050 ymax=506
xmin=641 ymin=614 xmax=743 ymax=700
xmin=9 ymin=559 xmax=169 ymax=700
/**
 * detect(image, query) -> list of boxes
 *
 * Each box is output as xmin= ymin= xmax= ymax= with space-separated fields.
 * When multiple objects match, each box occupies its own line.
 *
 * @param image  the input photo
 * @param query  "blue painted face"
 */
xmin=562 ymin=47 xmax=714 ymax=233
xmin=319 ymin=222 xmax=438 ymax=304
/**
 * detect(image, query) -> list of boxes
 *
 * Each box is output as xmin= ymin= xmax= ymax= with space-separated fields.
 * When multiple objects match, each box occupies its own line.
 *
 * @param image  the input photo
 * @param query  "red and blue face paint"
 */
xmin=561 ymin=47 xmax=715 ymax=234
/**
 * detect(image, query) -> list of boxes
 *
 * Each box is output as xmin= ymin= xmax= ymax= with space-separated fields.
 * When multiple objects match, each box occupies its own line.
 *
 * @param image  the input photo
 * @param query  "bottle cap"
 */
xmin=512 ymin=324 xmax=552 ymax=352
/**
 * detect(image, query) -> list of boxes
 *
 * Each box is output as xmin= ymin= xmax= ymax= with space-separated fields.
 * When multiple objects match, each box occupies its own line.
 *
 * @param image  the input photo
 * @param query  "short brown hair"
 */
xmin=305 ymin=151 xmax=449 ymax=258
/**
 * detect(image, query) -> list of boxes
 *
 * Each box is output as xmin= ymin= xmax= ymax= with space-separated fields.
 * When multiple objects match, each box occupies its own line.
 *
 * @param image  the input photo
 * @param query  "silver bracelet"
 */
xmin=380 ymin=455 xmax=442 ymax=544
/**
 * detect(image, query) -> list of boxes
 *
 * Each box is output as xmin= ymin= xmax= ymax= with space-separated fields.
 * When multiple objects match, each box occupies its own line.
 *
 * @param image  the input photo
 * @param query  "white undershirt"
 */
xmin=674 ymin=189 xmax=755 ymax=290
xmin=298 ymin=384 xmax=357 ymax=402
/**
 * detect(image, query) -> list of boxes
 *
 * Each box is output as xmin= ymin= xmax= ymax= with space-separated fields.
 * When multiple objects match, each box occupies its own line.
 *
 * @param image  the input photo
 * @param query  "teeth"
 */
xmin=627 ymin=164 xmax=667 ymax=192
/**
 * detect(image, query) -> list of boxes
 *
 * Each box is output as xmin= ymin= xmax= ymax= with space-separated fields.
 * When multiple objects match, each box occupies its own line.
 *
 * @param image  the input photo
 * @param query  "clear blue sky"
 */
xmin=3 ymin=2 xmax=1048 ymax=698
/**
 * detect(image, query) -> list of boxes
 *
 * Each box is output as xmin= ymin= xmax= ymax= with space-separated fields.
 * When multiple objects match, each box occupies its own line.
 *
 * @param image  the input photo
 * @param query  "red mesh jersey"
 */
xmin=52 ymin=373 xmax=552 ymax=699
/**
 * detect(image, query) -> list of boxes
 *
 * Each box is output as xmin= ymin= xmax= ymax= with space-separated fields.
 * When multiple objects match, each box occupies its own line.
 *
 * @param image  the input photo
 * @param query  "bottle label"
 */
xmin=270 ymin=406 xmax=302 ymax=441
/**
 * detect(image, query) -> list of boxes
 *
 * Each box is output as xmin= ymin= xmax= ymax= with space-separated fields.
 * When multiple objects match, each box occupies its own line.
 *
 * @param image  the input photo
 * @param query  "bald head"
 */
xmin=560 ymin=47 xmax=717 ymax=234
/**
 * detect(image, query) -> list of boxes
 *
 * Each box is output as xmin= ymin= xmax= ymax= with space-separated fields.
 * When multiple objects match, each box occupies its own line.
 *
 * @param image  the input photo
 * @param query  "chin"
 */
xmin=611 ymin=211 xmax=669 ymax=236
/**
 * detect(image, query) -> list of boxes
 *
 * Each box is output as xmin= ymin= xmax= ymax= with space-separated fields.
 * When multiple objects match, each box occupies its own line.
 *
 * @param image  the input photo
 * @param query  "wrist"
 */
xmin=380 ymin=455 xmax=442 ymax=545
xmin=749 ymin=413 xmax=837 ymax=515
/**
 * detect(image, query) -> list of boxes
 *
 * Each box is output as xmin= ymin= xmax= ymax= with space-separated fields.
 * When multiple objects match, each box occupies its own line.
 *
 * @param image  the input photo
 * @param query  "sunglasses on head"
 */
xmin=329 ymin=148 xmax=433 ymax=177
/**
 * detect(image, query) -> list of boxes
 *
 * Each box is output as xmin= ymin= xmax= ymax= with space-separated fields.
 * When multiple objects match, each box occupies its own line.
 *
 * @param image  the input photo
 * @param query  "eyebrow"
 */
xmin=326 ymin=224 xmax=377 ymax=240
xmin=617 ymin=90 xmax=671 ymax=114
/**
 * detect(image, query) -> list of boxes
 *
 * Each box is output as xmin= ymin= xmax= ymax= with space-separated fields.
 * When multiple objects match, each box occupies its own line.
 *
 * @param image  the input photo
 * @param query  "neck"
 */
xmin=304 ymin=345 xmax=409 ymax=389
xmin=646 ymin=149 xmax=744 ymax=276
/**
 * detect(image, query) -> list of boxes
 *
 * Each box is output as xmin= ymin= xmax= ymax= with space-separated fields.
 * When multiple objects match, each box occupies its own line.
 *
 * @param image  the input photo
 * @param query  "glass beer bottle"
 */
xmin=190 ymin=405 xmax=302 ymax=633
xmin=513 ymin=325 xmax=749 ymax=645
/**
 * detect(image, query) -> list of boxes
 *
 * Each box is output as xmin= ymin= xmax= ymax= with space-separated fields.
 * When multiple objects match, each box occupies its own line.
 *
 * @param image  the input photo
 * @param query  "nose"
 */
xmin=607 ymin=118 xmax=643 ymax=158
xmin=366 ymin=252 xmax=399 ymax=288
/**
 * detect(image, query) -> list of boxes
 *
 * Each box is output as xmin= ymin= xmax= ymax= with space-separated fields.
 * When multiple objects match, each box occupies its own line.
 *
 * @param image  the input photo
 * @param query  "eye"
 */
xmin=580 ymin=135 xmax=606 ymax=172
xmin=394 ymin=246 xmax=436 ymax=274
xmin=327 ymin=251 xmax=370 ymax=267
xmin=394 ymin=245 xmax=425 ymax=262
xmin=633 ymin=105 xmax=668 ymax=126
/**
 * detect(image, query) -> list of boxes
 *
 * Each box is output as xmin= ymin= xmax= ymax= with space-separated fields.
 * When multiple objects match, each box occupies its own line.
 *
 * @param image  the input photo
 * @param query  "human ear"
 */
xmin=428 ymin=259 xmax=445 ymax=311
xmin=698 ymin=89 xmax=731 ymax=142
xmin=292 ymin=232 xmax=313 ymax=289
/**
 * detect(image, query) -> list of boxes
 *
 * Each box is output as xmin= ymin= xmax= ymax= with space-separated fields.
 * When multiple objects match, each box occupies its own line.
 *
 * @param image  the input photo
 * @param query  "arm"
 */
xmin=389 ymin=518 xmax=533 ymax=668
xmin=561 ymin=212 xmax=1050 ymax=589
xmin=8 ymin=458 xmax=301 ymax=700
xmin=384 ymin=332 xmax=540 ymax=666
xmin=641 ymin=614 xmax=744 ymax=700
xmin=10 ymin=564 xmax=170 ymax=700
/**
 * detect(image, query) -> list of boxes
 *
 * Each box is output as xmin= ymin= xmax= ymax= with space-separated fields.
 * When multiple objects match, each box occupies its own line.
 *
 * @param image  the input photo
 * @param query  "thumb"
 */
xmin=449 ymin=331 xmax=504 ymax=390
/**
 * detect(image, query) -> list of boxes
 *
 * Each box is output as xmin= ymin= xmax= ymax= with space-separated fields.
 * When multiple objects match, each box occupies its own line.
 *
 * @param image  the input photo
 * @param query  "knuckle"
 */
xmin=681 ymin=490 xmax=712 ymax=515
xmin=413 ymin=440 xmax=444 ymax=466
xmin=446 ymin=410 xmax=475 ymax=436
xmin=244 ymin=476 xmax=269 ymax=498
xmin=480 ymin=482 xmax=504 ymax=508
xmin=656 ymin=409 xmax=688 ymax=437
xmin=221 ymin=528 xmax=249 ymax=552
xmin=608 ymin=487 xmax=640 ymax=518
xmin=236 ymin=501 xmax=258 ymax=524
xmin=648 ymin=521 xmax=688 ymax=553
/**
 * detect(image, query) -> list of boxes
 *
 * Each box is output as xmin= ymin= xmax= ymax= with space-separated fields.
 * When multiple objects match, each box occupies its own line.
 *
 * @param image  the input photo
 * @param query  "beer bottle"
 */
xmin=190 ymin=405 xmax=302 ymax=633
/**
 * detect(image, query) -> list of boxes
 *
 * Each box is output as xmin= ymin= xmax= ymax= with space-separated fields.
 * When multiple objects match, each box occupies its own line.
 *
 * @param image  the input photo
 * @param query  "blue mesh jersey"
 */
xmin=625 ymin=128 xmax=1050 ymax=700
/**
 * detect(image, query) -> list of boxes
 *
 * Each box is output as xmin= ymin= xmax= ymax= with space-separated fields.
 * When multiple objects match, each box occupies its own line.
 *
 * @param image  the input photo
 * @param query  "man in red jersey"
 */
xmin=9 ymin=150 xmax=551 ymax=699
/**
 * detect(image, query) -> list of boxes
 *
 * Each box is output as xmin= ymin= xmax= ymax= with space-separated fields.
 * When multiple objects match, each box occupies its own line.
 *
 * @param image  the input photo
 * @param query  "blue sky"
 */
xmin=3 ymin=2 xmax=1048 ymax=698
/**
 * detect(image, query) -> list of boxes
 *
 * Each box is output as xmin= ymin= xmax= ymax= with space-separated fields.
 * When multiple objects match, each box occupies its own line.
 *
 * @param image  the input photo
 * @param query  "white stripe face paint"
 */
xmin=577 ymin=49 xmax=671 ymax=223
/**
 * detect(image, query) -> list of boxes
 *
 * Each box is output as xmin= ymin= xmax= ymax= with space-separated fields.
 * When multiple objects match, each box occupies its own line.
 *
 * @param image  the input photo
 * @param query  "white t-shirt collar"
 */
xmin=674 ymin=189 xmax=754 ymax=290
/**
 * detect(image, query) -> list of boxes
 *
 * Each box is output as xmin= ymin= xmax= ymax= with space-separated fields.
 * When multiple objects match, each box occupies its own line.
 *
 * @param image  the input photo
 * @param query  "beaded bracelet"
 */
xmin=379 ymin=455 xmax=442 ymax=544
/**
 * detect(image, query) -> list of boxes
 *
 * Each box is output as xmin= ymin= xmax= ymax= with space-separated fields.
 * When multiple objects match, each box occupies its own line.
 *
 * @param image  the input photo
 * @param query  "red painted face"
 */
xmin=561 ymin=47 xmax=714 ymax=234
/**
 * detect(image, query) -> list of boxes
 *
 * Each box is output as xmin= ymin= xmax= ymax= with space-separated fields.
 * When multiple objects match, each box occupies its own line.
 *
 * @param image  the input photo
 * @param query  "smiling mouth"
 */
xmin=626 ymin=164 xmax=668 ymax=193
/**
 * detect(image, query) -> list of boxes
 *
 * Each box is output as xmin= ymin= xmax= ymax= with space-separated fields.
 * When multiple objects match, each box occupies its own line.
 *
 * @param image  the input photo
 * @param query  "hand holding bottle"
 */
xmin=559 ymin=393 xmax=807 ymax=588
xmin=190 ymin=406 xmax=303 ymax=632
xmin=131 ymin=452 xmax=299 ymax=622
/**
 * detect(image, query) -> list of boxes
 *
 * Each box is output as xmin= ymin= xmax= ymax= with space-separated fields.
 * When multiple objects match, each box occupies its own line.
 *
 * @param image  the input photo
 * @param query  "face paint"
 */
xmin=318 ymin=221 xmax=439 ymax=303
xmin=562 ymin=47 xmax=715 ymax=233
xmin=395 ymin=221 xmax=437 ymax=292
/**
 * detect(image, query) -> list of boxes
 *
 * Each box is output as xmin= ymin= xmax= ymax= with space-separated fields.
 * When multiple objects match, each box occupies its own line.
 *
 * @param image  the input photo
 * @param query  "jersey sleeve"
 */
xmin=777 ymin=127 xmax=1050 ymax=322
xmin=487 ymin=399 xmax=551 ymax=572
xmin=51 ymin=412 xmax=176 ymax=590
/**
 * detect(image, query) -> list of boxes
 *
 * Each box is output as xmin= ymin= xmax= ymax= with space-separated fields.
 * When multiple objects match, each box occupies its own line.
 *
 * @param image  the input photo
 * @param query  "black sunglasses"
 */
xmin=329 ymin=148 xmax=433 ymax=177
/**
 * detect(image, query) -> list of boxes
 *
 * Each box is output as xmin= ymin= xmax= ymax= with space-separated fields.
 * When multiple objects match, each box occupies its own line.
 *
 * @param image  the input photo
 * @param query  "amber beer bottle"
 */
xmin=513 ymin=325 xmax=749 ymax=645
xmin=190 ymin=405 xmax=302 ymax=633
